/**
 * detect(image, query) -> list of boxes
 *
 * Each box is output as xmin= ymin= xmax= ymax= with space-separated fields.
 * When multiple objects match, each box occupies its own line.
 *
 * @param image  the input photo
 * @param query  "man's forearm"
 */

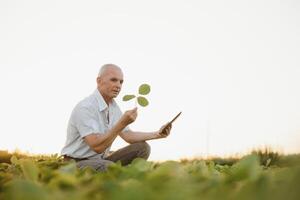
xmin=84 ymin=107 xmax=138 ymax=154
xmin=121 ymin=131 xmax=159 ymax=143
xmin=91 ymin=121 xmax=127 ymax=153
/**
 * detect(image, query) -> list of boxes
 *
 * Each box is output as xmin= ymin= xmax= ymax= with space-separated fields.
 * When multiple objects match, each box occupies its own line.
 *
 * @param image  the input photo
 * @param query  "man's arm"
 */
xmin=119 ymin=123 xmax=172 ymax=143
xmin=84 ymin=107 xmax=137 ymax=153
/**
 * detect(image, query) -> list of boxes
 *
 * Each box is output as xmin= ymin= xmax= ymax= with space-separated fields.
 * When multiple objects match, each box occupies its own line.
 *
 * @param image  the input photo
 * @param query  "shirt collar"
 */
xmin=93 ymin=89 xmax=116 ymax=112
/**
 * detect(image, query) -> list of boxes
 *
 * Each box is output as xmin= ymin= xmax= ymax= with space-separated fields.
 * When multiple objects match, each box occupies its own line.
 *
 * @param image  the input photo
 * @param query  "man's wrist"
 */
xmin=109 ymin=121 xmax=126 ymax=135
xmin=153 ymin=131 xmax=161 ymax=139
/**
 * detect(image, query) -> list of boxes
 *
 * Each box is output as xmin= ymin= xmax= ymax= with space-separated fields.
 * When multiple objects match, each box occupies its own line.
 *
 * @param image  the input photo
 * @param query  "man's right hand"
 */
xmin=120 ymin=107 xmax=138 ymax=126
xmin=84 ymin=108 xmax=138 ymax=154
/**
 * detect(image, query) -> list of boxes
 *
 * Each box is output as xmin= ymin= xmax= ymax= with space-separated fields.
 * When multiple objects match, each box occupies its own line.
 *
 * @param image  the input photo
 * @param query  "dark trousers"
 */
xmin=76 ymin=142 xmax=151 ymax=172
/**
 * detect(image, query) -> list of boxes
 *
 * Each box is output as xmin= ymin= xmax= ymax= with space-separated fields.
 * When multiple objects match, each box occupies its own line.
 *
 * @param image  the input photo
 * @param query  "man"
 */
xmin=61 ymin=64 xmax=172 ymax=171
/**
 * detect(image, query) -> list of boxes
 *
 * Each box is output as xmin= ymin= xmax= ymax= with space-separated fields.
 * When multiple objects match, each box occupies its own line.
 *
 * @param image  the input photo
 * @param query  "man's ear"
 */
xmin=96 ymin=76 xmax=101 ymax=85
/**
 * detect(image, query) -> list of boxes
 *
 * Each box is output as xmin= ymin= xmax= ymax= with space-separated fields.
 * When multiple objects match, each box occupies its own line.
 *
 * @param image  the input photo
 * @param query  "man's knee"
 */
xmin=76 ymin=159 xmax=114 ymax=172
xmin=135 ymin=142 xmax=151 ymax=160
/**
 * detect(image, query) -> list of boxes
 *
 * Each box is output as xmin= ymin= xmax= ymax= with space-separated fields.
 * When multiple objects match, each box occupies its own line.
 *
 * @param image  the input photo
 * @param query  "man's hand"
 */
xmin=155 ymin=123 xmax=172 ymax=138
xmin=120 ymin=107 xmax=138 ymax=126
xmin=85 ymin=108 xmax=138 ymax=154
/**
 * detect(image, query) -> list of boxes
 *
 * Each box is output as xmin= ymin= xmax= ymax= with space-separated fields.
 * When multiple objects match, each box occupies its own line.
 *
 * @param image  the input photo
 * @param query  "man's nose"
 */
xmin=116 ymin=82 xmax=122 ymax=89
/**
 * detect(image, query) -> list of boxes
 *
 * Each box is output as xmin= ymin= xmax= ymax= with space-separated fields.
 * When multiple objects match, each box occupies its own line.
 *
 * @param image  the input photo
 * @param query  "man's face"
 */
xmin=97 ymin=67 xmax=124 ymax=101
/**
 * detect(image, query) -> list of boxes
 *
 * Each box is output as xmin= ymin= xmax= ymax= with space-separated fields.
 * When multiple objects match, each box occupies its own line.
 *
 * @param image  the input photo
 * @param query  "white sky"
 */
xmin=0 ymin=0 xmax=299 ymax=161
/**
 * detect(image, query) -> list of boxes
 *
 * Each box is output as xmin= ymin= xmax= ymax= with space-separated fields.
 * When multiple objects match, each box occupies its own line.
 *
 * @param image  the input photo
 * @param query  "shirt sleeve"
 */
xmin=73 ymin=107 xmax=99 ymax=138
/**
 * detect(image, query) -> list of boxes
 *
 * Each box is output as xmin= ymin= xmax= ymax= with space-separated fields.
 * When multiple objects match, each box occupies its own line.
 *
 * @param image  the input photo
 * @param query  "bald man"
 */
xmin=61 ymin=64 xmax=172 ymax=171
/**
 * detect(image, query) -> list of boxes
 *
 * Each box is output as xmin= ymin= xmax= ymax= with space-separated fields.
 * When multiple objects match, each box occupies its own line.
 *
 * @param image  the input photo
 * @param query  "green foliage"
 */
xmin=10 ymin=156 xmax=19 ymax=165
xmin=20 ymin=159 xmax=39 ymax=182
xmin=4 ymin=180 xmax=48 ymax=200
xmin=251 ymin=147 xmax=280 ymax=166
xmin=138 ymin=84 xmax=151 ymax=95
xmin=122 ymin=95 xmax=136 ymax=101
xmin=229 ymin=155 xmax=261 ymax=182
xmin=123 ymin=83 xmax=151 ymax=107
xmin=1 ymin=153 xmax=300 ymax=200
xmin=137 ymin=96 xmax=149 ymax=107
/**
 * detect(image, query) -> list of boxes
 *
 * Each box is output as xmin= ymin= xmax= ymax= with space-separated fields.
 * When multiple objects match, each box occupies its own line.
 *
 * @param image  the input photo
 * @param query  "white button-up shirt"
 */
xmin=61 ymin=89 xmax=129 ymax=159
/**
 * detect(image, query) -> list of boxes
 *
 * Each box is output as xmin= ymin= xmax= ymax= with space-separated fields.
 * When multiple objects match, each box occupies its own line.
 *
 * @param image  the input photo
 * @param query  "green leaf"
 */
xmin=138 ymin=84 xmax=151 ymax=95
xmin=20 ymin=159 xmax=39 ymax=182
xmin=131 ymin=158 xmax=153 ymax=172
xmin=48 ymin=173 xmax=78 ymax=189
xmin=137 ymin=96 xmax=149 ymax=107
xmin=4 ymin=180 xmax=47 ymax=200
xmin=230 ymin=155 xmax=261 ymax=182
xmin=10 ymin=155 xmax=19 ymax=165
xmin=123 ymin=95 xmax=136 ymax=101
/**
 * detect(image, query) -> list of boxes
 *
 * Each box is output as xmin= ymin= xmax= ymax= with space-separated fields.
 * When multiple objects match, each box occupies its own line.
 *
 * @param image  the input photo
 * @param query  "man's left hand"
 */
xmin=155 ymin=123 xmax=172 ymax=138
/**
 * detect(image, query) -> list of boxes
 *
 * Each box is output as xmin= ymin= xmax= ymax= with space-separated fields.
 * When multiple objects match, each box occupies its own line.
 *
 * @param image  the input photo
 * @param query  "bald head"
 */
xmin=98 ymin=64 xmax=122 ymax=78
xmin=96 ymin=64 xmax=124 ymax=104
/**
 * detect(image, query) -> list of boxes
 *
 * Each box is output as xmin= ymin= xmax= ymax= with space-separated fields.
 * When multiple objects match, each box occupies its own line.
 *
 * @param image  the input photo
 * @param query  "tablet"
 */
xmin=168 ymin=111 xmax=182 ymax=124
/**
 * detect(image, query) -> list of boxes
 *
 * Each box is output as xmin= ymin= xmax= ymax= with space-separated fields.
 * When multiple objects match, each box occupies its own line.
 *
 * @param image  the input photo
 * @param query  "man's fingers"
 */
xmin=158 ymin=122 xmax=173 ymax=138
xmin=129 ymin=107 xmax=138 ymax=115
xmin=162 ymin=123 xmax=172 ymax=131
xmin=122 ymin=107 xmax=139 ymax=125
xmin=126 ymin=107 xmax=137 ymax=113
xmin=161 ymin=125 xmax=171 ymax=136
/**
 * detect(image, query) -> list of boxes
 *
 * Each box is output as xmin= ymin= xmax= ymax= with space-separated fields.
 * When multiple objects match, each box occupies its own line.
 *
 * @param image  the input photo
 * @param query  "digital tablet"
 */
xmin=168 ymin=111 xmax=182 ymax=125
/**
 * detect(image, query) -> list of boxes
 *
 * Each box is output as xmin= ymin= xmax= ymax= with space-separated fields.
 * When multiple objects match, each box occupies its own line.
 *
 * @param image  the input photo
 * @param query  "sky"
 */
xmin=0 ymin=0 xmax=299 ymax=161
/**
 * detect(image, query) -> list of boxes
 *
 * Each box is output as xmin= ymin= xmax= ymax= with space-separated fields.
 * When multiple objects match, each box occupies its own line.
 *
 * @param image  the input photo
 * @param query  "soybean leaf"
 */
xmin=10 ymin=155 xmax=19 ymax=165
xmin=4 ymin=180 xmax=48 ymax=200
xmin=137 ymin=96 xmax=149 ymax=107
xmin=138 ymin=84 xmax=151 ymax=95
xmin=123 ymin=95 xmax=136 ymax=101
xmin=20 ymin=159 xmax=39 ymax=182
